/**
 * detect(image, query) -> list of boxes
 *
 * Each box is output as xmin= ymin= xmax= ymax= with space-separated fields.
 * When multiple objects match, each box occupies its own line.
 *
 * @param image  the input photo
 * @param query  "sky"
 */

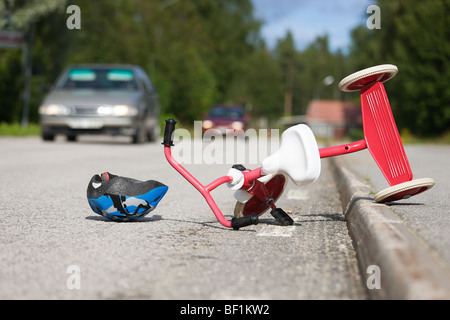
xmin=251 ymin=0 xmax=376 ymax=52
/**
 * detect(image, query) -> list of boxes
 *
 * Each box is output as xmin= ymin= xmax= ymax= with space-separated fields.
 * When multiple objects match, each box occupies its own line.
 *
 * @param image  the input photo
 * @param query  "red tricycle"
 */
xmin=163 ymin=65 xmax=435 ymax=229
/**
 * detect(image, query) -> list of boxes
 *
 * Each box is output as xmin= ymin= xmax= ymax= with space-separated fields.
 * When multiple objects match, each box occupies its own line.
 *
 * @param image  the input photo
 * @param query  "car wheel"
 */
xmin=42 ymin=132 xmax=55 ymax=141
xmin=132 ymin=125 xmax=147 ymax=144
xmin=147 ymin=125 xmax=160 ymax=142
xmin=67 ymin=134 xmax=77 ymax=142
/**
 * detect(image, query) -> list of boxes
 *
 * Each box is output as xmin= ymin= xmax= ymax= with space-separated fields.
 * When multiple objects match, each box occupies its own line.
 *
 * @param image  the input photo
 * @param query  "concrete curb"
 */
xmin=329 ymin=156 xmax=450 ymax=300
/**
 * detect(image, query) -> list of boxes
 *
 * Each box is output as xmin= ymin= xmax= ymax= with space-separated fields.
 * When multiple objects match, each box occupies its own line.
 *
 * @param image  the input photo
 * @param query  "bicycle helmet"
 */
xmin=87 ymin=172 xmax=168 ymax=222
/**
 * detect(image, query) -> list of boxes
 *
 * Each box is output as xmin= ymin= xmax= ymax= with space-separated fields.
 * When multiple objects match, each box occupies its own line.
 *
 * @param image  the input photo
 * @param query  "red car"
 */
xmin=202 ymin=105 xmax=249 ymax=134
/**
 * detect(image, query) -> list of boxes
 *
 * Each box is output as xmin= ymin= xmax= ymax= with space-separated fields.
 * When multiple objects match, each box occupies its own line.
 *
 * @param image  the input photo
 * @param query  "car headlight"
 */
xmin=231 ymin=121 xmax=244 ymax=130
xmin=97 ymin=105 xmax=137 ymax=116
xmin=115 ymin=105 xmax=137 ymax=116
xmin=39 ymin=104 xmax=72 ymax=116
xmin=202 ymin=120 xmax=213 ymax=129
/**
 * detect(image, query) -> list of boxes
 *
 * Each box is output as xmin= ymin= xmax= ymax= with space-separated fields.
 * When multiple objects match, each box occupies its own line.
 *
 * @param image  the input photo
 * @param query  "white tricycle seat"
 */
xmin=262 ymin=124 xmax=321 ymax=185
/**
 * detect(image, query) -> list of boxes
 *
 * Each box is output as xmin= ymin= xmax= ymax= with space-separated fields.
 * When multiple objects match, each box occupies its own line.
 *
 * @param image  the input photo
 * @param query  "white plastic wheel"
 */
xmin=338 ymin=64 xmax=398 ymax=92
xmin=374 ymin=178 xmax=435 ymax=203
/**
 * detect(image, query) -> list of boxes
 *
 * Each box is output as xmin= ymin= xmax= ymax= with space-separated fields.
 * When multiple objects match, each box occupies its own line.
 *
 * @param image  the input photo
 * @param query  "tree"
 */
xmin=0 ymin=0 xmax=68 ymax=123
xmin=275 ymin=31 xmax=297 ymax=117
xmin=1 ymin=0 xmax=268 ymax=124
xmin=0 ymin=0 xmax=67 ymax=30
xmin=350 ymin=0 xmax=450 ymax=136
xmin=227 ymin=46 xmax=284 ymax=121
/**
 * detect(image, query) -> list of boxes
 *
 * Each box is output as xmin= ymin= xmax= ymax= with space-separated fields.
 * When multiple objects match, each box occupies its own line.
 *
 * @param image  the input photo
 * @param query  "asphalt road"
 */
xmin=0 ymin=135 xmax=367 ymax=300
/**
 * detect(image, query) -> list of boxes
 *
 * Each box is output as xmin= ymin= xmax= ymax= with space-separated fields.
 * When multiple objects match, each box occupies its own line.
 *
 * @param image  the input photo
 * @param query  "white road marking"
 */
xmin=256 ymin=216 xmax=301 ymax=237
xmin=256 ymin=224 xmax=296 ymax=237
xmin=286 ymin=189 xmax=310 ymax=200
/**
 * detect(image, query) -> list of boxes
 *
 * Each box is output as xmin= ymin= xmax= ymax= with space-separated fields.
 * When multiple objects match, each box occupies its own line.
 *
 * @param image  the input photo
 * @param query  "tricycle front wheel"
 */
xmin=234 ymin=174 xmax=287 ymax=218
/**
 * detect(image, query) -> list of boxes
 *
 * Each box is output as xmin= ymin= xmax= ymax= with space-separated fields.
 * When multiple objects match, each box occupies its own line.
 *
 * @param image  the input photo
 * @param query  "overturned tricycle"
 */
xmin=162 ymin=65 xmax=434 ymax=229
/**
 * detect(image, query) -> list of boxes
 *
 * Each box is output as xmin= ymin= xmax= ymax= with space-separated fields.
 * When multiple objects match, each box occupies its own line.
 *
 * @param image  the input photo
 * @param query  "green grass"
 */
xmin=0 ymin=122 xmax=41 ymax=136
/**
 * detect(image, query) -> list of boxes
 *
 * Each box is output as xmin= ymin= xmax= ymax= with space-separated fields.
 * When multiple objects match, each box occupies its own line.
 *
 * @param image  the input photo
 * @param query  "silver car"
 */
xmin=39 ymin=64 xmax=160 ymax=143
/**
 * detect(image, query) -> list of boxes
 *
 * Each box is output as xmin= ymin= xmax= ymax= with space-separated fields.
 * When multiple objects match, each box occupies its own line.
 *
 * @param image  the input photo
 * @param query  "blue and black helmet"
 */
xmin=87 ymin=172 xmax=168 ymax=222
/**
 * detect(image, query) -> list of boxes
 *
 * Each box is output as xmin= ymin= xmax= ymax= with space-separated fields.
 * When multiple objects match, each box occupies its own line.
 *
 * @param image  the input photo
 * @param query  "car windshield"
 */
xmin=209 ymin=107 xmax=243 ymax=119
xmin=56 ymin=68 xmax=139 ymax=91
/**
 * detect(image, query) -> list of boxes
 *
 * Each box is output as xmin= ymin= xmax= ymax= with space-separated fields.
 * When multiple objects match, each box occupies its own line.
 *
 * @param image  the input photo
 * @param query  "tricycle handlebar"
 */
xmin=162 ymin=118 xmax=177 ymax=147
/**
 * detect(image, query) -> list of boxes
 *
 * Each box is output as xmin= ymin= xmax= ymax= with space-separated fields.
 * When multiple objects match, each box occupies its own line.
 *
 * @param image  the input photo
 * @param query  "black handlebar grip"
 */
xmin=231 ymin=213 xmax=259 ymax=230
xmin=162 ymin=118 xmax=177 ymax=147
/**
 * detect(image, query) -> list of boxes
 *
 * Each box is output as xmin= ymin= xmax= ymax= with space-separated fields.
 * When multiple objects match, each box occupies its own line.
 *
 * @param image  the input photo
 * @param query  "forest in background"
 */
xmin=0 ymin=0 xmax=448 ymax=137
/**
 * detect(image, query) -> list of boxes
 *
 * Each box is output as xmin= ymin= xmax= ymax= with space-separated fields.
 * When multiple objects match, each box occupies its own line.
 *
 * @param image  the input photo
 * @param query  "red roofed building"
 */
xmin=306 ymin=100 xmax=362 ymax=139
